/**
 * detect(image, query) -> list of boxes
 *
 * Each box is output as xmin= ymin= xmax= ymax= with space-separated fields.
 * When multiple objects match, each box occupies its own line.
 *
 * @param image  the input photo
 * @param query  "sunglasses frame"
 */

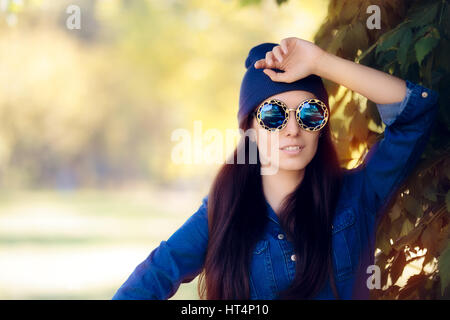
xmin=253 ymin=98 xmax=329 ymax=132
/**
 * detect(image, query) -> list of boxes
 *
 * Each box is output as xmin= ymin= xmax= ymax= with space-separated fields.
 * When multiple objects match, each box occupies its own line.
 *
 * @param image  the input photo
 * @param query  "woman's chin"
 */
xmin=259 ymin=155 xmax=310 ymax=172
xmin=277 ymin=160 xmax=307 ymax=172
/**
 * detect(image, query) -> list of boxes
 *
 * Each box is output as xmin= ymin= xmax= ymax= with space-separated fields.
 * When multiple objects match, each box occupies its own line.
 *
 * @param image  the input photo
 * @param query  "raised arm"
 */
xmin=254 ymin=37 xmax=406 ymax=104
xmin=293 ymin=41 xmax=439 ymax=217
xmin=305 ymin=42 xmax=439 ymax=218
xmin=254 ymin=37 xmax=439 ymax=220
xmin=314 ymin=48 xmax=407 ymax=104
xmin=112 ymin=195 xmax=209 ymax=300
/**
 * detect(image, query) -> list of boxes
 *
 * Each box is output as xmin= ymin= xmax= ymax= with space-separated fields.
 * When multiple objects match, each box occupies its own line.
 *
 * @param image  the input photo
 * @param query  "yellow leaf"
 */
xmin=400 ymin=218 xmax=415 ymax=238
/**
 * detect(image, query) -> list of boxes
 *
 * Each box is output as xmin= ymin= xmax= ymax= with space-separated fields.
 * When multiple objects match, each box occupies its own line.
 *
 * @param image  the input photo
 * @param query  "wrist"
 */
xmin=311 ymin=47 xmax=329 ymax=77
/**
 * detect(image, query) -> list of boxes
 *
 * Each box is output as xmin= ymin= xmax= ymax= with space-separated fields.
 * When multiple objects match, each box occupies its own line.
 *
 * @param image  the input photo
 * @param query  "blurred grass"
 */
xmin=0 ymin=188 xmax=204 ymax=300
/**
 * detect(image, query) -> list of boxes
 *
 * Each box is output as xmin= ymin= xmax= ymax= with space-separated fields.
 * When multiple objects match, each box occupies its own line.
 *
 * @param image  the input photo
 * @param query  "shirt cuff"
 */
xmin=375 ymin=84 xmax=412 ymax=126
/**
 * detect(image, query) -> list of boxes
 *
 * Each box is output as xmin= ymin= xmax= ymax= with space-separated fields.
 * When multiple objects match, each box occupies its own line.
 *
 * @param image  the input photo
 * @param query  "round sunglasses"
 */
xmin=252 ymin=98 xmax=329 ymax=132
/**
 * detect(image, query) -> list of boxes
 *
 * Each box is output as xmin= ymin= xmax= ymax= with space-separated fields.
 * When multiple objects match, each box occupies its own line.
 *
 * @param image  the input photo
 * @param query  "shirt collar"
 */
xmin=265 ymin=199 xmax=280 ymax=226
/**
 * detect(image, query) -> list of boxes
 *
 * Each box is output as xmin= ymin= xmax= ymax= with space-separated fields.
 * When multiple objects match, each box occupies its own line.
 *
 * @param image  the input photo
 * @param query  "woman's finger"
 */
xmin=254 ymin=58 xmax=267 ymax=69
xmin=265 ymin=51 xmax=274 ymax=66
xmin=263 ymin=68 xmax=276 ymax=79
xmin=272 ymin=46 xmax=283 ymax=63
xmin=280 ymin=39 xmax=288 ymax=55
xmin=263 ymin=68 xmax=288 ymax=82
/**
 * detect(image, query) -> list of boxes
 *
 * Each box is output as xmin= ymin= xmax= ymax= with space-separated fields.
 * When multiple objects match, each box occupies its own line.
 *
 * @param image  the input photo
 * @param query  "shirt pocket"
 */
xmin=332 ymin=207 xmax=361 ymax=282
xmin=249 ymin=239 xmax=276 ymax=299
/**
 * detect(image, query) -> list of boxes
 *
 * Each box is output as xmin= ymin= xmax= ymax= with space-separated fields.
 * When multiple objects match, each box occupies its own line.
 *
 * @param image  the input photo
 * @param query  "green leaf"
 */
xmin=413 ymin=25 xmax=434 ymax=42
xmin=438 ymin=240 xmax=450 ymax=296
xmin=408 ymin=2 xmax=440 ymax=28
xmin=414 ymin=30 xmax=440 ymax=66
xmin=356 ymin=44 xmax=375 ymax=65
xmin=378 ymin=50 xmax=397 ymax=68
xmin=397 ymin=28 xmax=413 ymax=73
xmin=376 ymin=27 xmax=406 ymax=54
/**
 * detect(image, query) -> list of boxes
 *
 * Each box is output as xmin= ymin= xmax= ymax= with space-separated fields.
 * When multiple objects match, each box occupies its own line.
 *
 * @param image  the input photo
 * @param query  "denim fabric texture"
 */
xmin=112 ymin=80 xmax=439 ymax=300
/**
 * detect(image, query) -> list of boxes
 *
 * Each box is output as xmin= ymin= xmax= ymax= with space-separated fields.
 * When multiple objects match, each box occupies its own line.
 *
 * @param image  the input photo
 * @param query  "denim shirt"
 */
xmin=112 ymin=80 xmax=439 ymax=300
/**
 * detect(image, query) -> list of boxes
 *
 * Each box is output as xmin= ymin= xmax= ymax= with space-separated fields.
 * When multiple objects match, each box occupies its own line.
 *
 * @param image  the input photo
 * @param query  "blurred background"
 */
xmin=0 ymin=0 xmax=329 ymax=299
xmin=0 ymin=0 xmax=448 ymax=299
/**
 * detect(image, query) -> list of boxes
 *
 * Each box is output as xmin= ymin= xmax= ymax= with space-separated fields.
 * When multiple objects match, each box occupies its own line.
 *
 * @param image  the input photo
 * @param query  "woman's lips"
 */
xmin=279 ymin=145 xmax=305 ymax=155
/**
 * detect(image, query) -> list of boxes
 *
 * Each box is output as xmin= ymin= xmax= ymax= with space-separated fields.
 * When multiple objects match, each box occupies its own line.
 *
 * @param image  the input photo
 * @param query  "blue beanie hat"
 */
xmin=238 ymin=42 xmax=329 ymax=128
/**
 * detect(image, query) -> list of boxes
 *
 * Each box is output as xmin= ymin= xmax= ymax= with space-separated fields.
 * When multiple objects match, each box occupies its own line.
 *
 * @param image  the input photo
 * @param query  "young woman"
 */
xmin=112 ymin=37 xmax=439 ymax=300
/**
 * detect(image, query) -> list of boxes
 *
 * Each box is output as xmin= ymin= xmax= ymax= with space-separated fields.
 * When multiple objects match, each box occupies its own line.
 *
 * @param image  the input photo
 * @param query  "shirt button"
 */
xmin=422 ymin=91 xmax=428 ymax=98
xmin=277 ymin=233 xmax=284 ymax=240
xmin=291 ymin=254 xmax=296 ymax=262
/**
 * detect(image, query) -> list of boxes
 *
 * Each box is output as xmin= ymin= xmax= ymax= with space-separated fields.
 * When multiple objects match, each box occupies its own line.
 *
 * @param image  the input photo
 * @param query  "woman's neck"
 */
xmin=262 ymin=168 xmax=305 ymax=216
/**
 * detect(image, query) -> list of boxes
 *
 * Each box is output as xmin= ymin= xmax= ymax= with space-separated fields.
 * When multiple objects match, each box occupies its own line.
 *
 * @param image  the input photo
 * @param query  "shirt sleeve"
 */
xmin=375 ymin=83 xmax=412 ymax=126
xmin=112 ymin=195 xmax=209 ymax=300
xmin=359 ymin=80 xmax=439 ymax=218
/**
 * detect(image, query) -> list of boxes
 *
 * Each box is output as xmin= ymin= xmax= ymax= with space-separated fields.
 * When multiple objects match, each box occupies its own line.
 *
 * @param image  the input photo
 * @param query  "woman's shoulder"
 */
xmin=339 ymin=166 xmax=364 ymax=195
xmin=340 ymin=166 xmax=363 ymax=180
xmin=201 ymin=194 xmax=209 ymax=207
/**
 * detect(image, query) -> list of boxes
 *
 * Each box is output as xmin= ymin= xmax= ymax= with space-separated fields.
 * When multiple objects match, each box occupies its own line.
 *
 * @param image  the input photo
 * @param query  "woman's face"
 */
xmin=251 ymin=90 xmax=321 ymax=172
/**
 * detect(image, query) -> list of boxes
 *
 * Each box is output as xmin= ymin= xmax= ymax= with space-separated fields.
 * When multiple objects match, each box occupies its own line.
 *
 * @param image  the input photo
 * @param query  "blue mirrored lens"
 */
xmin=259 ymin=103 xmax=285 ymax=129
xmin=298 ymin=101 xmax=325 ymax=127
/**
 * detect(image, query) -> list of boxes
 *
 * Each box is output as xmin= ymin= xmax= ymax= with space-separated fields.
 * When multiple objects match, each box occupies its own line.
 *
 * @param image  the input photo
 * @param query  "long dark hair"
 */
xmin=198 ymin=103 xmax=343 ymax=299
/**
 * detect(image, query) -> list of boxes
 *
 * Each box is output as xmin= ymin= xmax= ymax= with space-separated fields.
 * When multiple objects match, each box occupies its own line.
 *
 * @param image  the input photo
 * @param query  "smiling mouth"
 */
xmin=280 ymin=145 xmax=305 ymax=151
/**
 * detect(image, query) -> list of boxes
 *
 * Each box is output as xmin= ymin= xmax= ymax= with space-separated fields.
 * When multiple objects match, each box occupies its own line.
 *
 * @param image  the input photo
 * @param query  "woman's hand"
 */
xmin=253 ymin=37 xmax=325 ymax=83
xmin=255 ymin=37 xmax=406 ymax=104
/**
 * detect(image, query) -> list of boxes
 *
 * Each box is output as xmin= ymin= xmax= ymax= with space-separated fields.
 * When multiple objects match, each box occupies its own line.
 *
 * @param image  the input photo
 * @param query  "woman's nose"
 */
xmin=284 ymin=110 xmax=301 ymax=136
